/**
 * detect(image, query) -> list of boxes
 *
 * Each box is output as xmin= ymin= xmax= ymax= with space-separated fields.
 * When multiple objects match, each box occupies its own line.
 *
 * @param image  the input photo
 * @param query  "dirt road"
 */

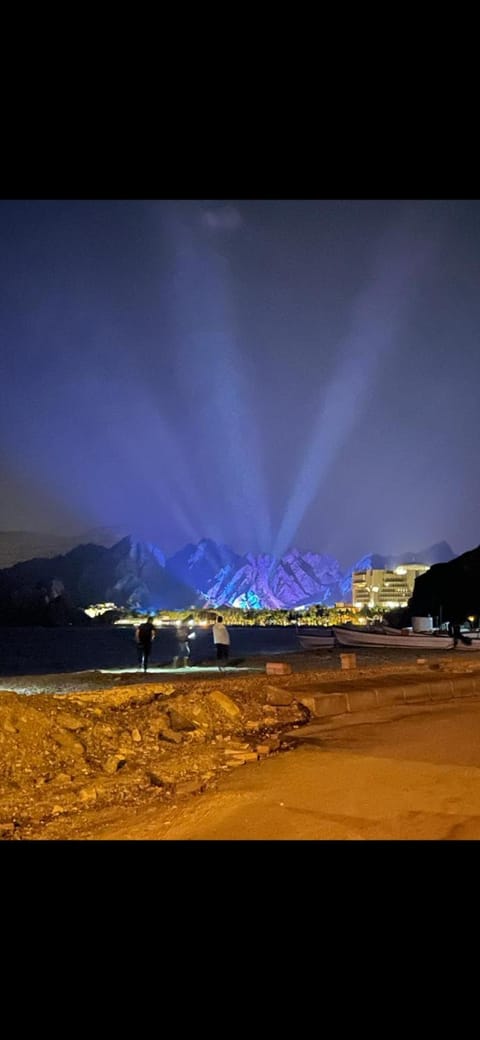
xmin=34 ymin=698 xmax=480 ymax=840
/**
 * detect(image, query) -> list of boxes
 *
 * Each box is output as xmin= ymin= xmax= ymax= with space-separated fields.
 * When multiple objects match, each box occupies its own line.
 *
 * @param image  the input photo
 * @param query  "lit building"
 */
xmin=352 ymin=564 xmax=430 ymax=610
xmin=84 ymin=602 xmax=119 ymax=618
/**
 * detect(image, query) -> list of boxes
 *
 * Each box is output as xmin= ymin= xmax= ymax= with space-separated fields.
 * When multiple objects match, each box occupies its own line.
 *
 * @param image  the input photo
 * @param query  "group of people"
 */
xmin=134 ymin=615 xmax=230 ymax=673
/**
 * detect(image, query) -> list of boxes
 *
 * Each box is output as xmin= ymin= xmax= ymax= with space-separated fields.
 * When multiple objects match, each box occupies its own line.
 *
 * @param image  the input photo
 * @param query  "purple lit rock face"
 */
xmin=0 ymin=535 xmax=456 ymax=614
xmin=204 ymin=548 xmax=343 ymax=608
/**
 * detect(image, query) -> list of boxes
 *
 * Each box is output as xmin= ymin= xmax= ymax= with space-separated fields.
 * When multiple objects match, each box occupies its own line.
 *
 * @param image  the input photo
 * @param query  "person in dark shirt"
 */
xmin=135 ymin=616 xmax=156 ymax=672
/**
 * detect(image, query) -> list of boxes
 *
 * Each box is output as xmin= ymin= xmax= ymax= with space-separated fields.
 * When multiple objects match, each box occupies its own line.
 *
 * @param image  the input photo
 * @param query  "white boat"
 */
xmin=297 ymin=629 xmax=336 ymax=650
xmin=334 ymin=626 xmax=456 ymax=649
xmin=333 ymin=626 xmax=454 ymax=650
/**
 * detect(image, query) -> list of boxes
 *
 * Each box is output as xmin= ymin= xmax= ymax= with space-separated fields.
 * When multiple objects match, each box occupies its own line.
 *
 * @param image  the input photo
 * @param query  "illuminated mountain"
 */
xmin=0 ymin=534 xmax=457 ymax=619
xmin=166 ymin=539 xmax=242 ymax=592
xmin=203 ymin=549 xmax=343 ymax=609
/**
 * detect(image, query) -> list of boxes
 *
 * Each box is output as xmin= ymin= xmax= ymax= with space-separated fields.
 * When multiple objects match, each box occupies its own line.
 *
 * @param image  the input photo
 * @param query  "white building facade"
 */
xmin=352 ymin=564 xmax=430 ymax=610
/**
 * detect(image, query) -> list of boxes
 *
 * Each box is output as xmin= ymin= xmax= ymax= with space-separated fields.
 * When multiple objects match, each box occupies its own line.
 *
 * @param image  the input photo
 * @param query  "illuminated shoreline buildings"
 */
xmin=352 ymin=564 xmax=430 ymax=610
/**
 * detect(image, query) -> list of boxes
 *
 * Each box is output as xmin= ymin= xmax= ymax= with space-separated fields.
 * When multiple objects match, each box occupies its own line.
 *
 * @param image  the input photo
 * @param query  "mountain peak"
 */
xmin=0 ymin=533 xmax=462 ymax=613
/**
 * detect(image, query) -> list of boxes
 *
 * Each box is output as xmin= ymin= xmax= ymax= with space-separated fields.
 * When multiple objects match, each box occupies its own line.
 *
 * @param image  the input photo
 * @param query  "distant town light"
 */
xmin=84 ymin=602 xmax=118 ymax=618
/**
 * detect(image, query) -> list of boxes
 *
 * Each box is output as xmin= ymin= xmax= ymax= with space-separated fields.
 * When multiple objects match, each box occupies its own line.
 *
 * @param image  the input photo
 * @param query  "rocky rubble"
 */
xmin=3 ymin=652 xmax=479 ymax=840
xmin=0 ymin=674 xmax=310 ymax=840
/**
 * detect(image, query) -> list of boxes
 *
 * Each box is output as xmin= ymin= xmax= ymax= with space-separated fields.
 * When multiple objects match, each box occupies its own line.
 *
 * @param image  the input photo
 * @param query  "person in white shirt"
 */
xmin=212 ymin=615 xmax=230 ymax=670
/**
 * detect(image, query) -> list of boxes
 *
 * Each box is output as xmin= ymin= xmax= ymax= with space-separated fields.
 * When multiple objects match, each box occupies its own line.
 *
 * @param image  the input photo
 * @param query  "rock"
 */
xmin=51 ymin=805 xmax=66 ymax=816
xmin=429 ymin=663 xmax=442 ymax=670
xmin=225 ymin=750 xmax=258 ymax=762
xmin=168 ymin=710 xmax=197 ymax=732
xmin=158 ymin=727 xmax=183 ymax=744
xmin=53 ymin=731 xmax=85 ymax=756
xmin=207 ymin=690 xmax=241 ymax=717
xmin=266 ymin=687 xmax=294 ymax=706
xmin=131 ymin=728 xmax=142 ymax=743
xmin=104 ymin=754 xmax=127 ymax=774
xmin=55 ymin=712 xmax=86 ymax=731
xmin=50 ymin=772 xmax=73 ymax=786
xmin=68 ymin=684 xmax=175 ymax=711
xmin=2 ymin=718 xmax=18 ymax=734
xmin=79 ymin=786 xmax=97 ymax=803
xmin=175 ymin=778 xmax=204 ymax=797
xmin=262 ymin=716 xmax=278 ymax=726
xmin=0 ymin=822 xmax=15 ymax=836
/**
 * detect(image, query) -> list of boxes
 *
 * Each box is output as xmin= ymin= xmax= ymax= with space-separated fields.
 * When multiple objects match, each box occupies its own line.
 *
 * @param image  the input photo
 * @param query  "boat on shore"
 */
xmin=297 ymin=629 xmax=336 ymax=650
xmin=296 ymin=623 xmax=480 ymax=651
xmin=332 ymin=625 xmax=480 ymax=650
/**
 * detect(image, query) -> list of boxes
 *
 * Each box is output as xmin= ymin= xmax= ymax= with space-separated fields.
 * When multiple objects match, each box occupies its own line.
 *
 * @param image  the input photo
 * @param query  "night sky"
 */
xmin=1 ymin=198 xmax=479 ymax=568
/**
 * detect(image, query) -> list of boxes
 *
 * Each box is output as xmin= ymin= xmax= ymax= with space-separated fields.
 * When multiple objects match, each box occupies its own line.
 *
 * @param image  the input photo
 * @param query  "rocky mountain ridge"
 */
xmin=0 ymin=533 xmax=456 ymax=617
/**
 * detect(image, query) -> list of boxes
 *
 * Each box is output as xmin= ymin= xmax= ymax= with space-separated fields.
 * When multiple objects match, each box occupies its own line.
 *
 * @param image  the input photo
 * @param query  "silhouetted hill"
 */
xmin=0 ymin=527 xmax=128 ymax=569
xmin=410 ymin=544 xmax=480 ymax=624
xmin=0 ymin=537 xmax=199 ymax=623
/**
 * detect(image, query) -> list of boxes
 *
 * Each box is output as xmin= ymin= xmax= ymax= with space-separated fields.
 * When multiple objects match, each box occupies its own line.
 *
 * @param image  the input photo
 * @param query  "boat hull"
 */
xmin=298 ymin=635 xmax=336 ymax=650
xmin=333 ymin=626 xmax=454 ymax=650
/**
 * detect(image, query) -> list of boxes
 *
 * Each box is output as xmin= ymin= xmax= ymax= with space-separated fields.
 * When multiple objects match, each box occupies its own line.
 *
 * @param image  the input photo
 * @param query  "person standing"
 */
xmin=212 ymin=614 xmax=230 ymax=671
xmin=135 ymin=616 xmax=156 ymax=672
xmin=172 ymin=621 xmax=191 ymax=668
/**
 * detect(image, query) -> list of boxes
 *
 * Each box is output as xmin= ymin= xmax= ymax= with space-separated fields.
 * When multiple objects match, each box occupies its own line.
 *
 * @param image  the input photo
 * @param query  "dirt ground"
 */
xmin=2 ymin=648 xmax=480 ymax=840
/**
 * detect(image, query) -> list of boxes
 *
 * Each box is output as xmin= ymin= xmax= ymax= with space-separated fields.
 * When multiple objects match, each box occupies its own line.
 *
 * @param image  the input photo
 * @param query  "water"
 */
xmin=0 ymin=624 xmax=307 ymax=676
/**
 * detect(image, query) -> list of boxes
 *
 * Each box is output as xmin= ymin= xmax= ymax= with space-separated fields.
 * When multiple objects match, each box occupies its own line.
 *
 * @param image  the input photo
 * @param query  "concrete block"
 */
xmin=403 ymin=682 xmax=433 ymax=702
xmin=298 ymin=693 xmax=348 ymax=718
xmin=346 ymin=689 xmax=378 ymax=713
xmin=266 ymin=662 xmax=292 ymax=675
xmin=375 ymin=685 xmax=406 ymax=707
xmin=428 ymin=679 xmax=454 ymax=700
xmin=452 ymin=677 xmax=477 ymax=698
